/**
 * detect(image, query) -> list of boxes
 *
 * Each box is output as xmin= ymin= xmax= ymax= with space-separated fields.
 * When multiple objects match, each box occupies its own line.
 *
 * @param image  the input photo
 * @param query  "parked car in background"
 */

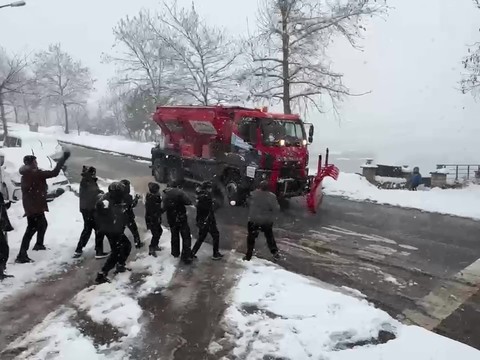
xmin=0 ymin=148 xmax=70 ymax=202
xmin=2 ymin=132 xmax=65 ymax=161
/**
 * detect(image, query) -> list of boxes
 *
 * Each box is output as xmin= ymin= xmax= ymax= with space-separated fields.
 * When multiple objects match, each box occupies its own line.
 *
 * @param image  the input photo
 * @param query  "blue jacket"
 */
xmin=411 ymin=173 xmax=422 ymax=187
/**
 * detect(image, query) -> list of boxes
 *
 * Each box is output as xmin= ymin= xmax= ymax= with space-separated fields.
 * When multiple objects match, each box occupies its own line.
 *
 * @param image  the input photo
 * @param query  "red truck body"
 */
xmin=151 ymin=105 xmax=338 ymax=210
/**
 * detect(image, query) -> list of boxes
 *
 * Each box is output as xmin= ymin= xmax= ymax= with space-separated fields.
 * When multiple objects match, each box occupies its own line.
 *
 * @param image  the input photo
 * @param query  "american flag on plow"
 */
xmin=306 ymin=164 xmax=340 ymax=214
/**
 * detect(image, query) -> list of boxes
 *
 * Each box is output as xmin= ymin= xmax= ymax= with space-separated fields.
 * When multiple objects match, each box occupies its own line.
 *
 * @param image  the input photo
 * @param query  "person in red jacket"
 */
xmin=15 ymin=151 xmax=70 ymax=264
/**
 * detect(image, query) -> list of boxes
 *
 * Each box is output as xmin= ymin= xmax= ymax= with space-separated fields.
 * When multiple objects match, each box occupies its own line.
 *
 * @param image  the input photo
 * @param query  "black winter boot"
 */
xmin=95 ymin=272 xmax=110 ymax=284
xmin=148 ymin=247 xmax=157 ymax=257
xmin=212 ymin=252 xmax=224 ymax=260
xmin=15 ymin=255 xmax=34 ymax=264
xmin=95 ymin=251 xmax=109 ymax=260
xmin=33 ymin=244 xmax=47 ymax=251
xmin=0 ymin=265 xmax=13 ymax=280
xmin=115 ymin=264 xmax=132 ymax=274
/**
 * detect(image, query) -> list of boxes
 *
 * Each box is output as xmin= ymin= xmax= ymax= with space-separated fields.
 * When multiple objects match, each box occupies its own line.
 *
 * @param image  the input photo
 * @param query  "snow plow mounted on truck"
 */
xmin=150 ymin=105 xmax=339 ymax=213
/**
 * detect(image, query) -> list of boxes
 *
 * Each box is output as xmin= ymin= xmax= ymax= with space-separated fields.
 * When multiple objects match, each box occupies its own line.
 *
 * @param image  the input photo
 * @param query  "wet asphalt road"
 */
xmin=2 ymin=144 xmax=479 ymax=356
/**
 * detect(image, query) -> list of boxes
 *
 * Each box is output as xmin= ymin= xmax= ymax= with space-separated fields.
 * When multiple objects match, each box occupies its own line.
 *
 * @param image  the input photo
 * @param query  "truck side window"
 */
xmin=238 ymin=120 xmax=257 ymax=145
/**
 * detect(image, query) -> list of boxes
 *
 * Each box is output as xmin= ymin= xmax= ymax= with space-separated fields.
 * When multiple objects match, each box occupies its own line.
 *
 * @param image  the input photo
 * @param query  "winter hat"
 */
xmin=23 ymin=155 xmax=36 ymax=165
xmin=108 ymin=182 xmax=125 ymax=202
xmin=259 ymin=180 xmax=269 ymax=191
xmin=82 ymin=165 xmax=96 ymax=177
xmin=148 ymin=182 xmax=160 ymax=194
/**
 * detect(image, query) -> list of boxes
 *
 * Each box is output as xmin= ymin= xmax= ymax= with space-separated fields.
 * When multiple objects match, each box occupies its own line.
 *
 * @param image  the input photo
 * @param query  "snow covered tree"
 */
xmin=33 ymin=44 xmax=94 ymax=134
xmin=149 ymin=2 xmax=243 ymax=105
xmin=245 ymin=0 xmax=387 ymax=114
xmin=0 ymin=48 xmax=27 ymax=134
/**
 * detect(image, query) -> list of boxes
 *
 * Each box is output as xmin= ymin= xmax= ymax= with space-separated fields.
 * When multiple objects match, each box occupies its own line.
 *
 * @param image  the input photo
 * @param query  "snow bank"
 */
xmin=41 ymin=125 xmax=154 ymax=158
xmin=6 ymin=122 xmax=154 ymax=159
xmin=0 ymin=192 xmax=84 ymax=301
xmin=5 ymin=308 xmax=120 ymax=360
xmin=73 ymin=275 xmax=143 ymax=338
xmin=324 ymin=172 xmax=480 ymax=220
xmin=8 ymin=230 xmax=177 ymax=358
xmin=72 ymin=241 xmax=177 ymax=339
xmin=218 ymin=260 xmax=480 ymax=360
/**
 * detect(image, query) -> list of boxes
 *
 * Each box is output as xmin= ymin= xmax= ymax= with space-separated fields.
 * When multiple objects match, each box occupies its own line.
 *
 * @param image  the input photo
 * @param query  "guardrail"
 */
xmin=436 ymin=164 xmax=480 ymax=181
xmin=58 ymin=140 xmax=151 ymax=162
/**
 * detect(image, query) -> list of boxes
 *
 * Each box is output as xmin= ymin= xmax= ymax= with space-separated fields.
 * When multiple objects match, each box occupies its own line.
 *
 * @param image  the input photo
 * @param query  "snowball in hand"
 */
xmin=230 ymin=200 xmax=236 ymax=206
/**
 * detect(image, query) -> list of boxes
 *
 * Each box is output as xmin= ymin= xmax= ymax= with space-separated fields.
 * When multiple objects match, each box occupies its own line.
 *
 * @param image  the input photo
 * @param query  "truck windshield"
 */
xmin=260 ymin=119 xmax=305 ymax=146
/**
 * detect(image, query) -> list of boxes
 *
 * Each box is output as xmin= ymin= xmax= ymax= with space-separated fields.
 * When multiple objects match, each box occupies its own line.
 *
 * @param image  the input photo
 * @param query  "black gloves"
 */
xmin=63 ymin=150 xmax=71 ymax=161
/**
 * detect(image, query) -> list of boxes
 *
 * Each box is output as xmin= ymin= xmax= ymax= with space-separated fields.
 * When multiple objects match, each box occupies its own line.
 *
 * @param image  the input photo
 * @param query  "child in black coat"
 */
xmin=145 ymin=182 xmax=163 ymax=257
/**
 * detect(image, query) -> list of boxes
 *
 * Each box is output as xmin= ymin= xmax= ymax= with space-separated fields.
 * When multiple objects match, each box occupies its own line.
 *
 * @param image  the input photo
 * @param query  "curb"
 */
xmin=58 ymin=140 xmax=151 ymax=162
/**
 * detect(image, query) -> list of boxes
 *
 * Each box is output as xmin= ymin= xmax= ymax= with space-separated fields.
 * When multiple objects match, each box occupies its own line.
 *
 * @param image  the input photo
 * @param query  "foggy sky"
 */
xmin=1 ymin=0 xmax=480 ymax=172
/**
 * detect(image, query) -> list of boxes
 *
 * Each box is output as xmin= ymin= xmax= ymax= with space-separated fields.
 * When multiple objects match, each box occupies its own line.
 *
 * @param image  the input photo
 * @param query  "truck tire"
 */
xmin=153 ymin=159 xmax=166 ymax=183
xmin=166 ymin=163 xmax=184 ymax=185
xmin=278 ymin=196 xmax=290 ymax=211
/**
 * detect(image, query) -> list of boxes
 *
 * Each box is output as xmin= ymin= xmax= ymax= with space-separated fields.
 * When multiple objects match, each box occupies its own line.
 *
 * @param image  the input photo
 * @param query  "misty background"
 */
xmin=1 ymin=0 xmax=479 ymax=173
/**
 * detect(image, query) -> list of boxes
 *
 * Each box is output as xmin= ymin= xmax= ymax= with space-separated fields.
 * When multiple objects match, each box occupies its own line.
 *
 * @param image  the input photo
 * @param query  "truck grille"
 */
xmin=279 ymin=161 xmax=302 ymax=178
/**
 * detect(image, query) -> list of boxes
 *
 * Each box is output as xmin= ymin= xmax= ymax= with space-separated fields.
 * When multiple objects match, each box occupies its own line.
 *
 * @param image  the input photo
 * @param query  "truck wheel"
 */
xmin=278 ymin=197 xmax=290 ymax=211
xmin=153 ymin=159 xmax=165 ymax=183
xmin=166 ymin=164 xmax=184 ymax=184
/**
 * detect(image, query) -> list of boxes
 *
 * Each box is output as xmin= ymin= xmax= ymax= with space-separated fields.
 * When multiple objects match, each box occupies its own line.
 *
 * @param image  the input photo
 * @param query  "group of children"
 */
xmin=74 ymin=165 xmax=223 ymax=284
xmin=0 ymin=154 xmax=281 ymax=282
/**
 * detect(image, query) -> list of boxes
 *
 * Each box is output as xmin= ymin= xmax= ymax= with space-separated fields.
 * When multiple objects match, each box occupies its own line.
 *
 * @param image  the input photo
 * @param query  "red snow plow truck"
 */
xmin=150 ymin=105 xmax=339 ymax=213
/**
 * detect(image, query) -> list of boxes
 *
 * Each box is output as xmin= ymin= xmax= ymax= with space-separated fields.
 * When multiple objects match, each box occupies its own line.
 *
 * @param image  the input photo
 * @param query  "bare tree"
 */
xmin=69 ymin=104 xmax=89 ymax=135
xmin=460 ymin=1 xmax=480 ymax=97
xmin=0 ymin=48 xmax=27 ymax=134
xmin=245 ymin=0 xmax=387 ymax=115
xmin=149 ymin=2 xmax=243 ymax=105
xmin=6 ymin=76 xmax=42 ymax=124
xmin=33 ymin=44 xmax=94 ymax=134
xmin=105 ymin=10 xmax=178 ymax=103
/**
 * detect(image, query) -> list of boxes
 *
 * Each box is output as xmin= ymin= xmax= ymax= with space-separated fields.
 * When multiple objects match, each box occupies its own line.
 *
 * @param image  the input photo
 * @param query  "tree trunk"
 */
xmin=280 ymin=2 xmax=292 ymax=115
xmin=13 ymin=106 xmax=18 ymax=123
xmin=0 ymin=92 xmax=8 ymax=137
xmin=26 ymin=109 xmax=31 ymax=125
xmin=63 ymin=103 xmax=69 ymax=134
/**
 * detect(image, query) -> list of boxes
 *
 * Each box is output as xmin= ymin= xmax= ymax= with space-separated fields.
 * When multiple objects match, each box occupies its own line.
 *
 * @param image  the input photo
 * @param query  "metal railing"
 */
xmin=435 ymin=164 xmax=480 ymax=181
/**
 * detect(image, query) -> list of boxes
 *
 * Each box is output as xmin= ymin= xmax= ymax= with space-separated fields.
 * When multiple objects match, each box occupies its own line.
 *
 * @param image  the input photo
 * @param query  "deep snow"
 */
xmin=6 ymin=234 xmax=177 ymax=359
xmin=0 ymin=192 xmax=84 ymax=301
xmin=323 ymin=172 xmax=480 ymax=220
xmin=7 ymin=123 xmax=154 ymax=159
xmin=217 ymin=259 xmax=480 ymax=360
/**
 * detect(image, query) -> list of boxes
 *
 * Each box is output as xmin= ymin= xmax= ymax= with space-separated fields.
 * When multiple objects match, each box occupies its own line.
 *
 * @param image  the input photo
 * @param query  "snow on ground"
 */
xmin=6 ymin=231 xmax=178 ymax=359
xmin=323 ymin=172 xmax=480 ymax=220
xmin=6 ymin=307 xmax=121 ymax=360
xmin=6 ymin=122 xmax=154 ymax=158
xmin=217 ymin=259 xmax=480 ymax=360
xmin=0 ymin=191 xmax=84 ymax=301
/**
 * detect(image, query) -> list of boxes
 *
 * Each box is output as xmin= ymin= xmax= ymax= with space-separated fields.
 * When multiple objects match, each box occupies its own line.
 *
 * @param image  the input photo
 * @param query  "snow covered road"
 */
xmin=1 ymin=143 xmax=480 ymax=358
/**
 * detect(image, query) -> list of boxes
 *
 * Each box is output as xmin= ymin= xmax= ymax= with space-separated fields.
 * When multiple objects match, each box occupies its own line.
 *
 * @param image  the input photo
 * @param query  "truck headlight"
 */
xmin=302 ymin=139 xmax=307 ymax=146
xmin=279 ymin=139 xmax=285 ymax=146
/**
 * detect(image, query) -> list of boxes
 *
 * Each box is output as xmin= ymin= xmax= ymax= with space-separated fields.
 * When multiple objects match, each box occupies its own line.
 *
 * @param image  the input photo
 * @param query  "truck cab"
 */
xmin=228 ymin=109 xmax=314 ymax=200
